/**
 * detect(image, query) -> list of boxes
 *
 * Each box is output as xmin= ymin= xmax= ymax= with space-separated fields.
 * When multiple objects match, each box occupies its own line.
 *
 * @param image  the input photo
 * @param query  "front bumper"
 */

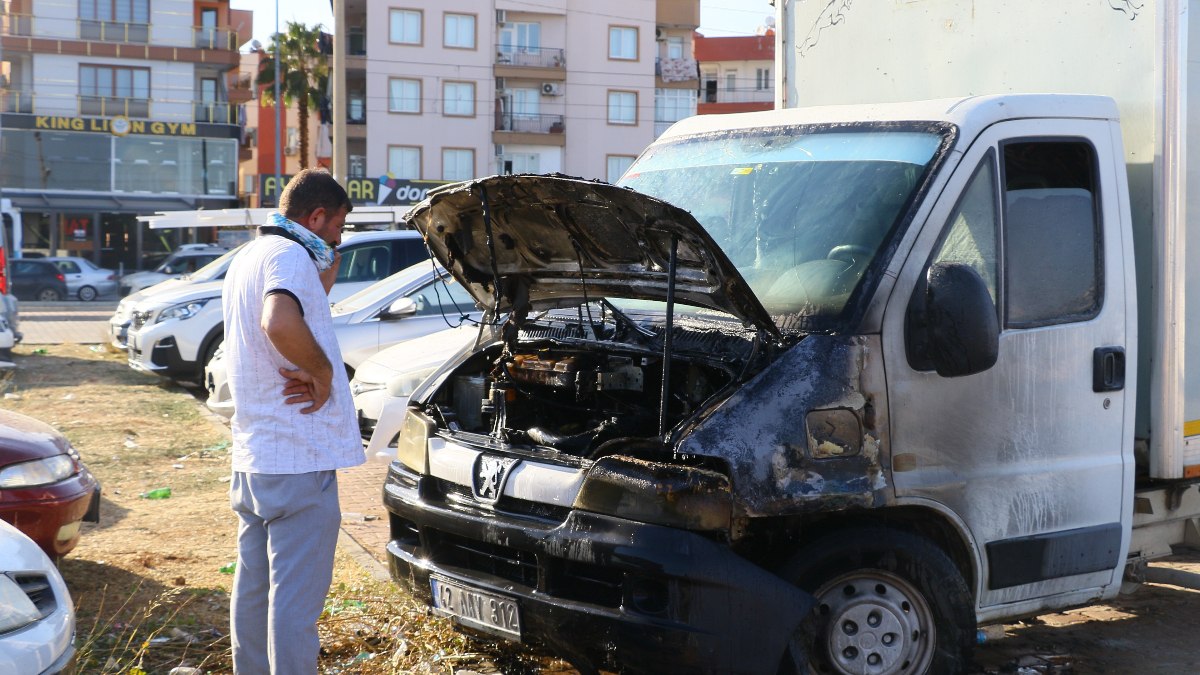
xmin=0 ymin=471 xmax=100 ymax=559
xmin=109 ymin=318 xmax=130 ymax=350
xmin=127 ymin=324 xmax=196 ymax=379
xmin=384 ymin=464 xmax=811 ymax=674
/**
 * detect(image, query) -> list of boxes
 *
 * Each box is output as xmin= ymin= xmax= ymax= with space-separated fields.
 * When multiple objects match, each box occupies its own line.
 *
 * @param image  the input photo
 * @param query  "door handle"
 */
xmin=1093 ymin=346 xmax=1125 ymax=392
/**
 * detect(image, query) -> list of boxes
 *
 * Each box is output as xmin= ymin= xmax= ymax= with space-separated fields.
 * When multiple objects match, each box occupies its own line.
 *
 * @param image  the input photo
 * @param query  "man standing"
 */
xmin=223 ymin=169 xmax=363 ymax=674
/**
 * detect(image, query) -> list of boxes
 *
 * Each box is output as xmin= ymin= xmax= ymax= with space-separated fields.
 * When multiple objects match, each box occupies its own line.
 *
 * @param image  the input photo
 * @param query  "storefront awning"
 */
xmin=3 ymin=191 xmax=237 ymax=214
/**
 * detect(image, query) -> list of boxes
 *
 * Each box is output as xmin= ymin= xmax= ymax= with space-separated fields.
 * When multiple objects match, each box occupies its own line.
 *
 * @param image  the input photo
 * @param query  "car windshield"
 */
xmin=332 ymin=260 xmax=438 ymax=314
xmin=620 ymin=125 xmax=948 ymax=328
xmin=190 ymin=244 xmax=243 ymax=282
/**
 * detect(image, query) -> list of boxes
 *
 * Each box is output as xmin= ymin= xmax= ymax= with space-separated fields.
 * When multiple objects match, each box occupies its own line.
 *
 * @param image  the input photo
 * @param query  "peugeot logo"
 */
xmin=472 ymin=454 xmax=521 ymax=504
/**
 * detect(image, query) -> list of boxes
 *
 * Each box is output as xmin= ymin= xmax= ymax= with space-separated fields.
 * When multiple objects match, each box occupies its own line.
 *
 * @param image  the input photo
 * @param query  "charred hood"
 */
xmin=405 ymin=175 xmax=780 ymax=338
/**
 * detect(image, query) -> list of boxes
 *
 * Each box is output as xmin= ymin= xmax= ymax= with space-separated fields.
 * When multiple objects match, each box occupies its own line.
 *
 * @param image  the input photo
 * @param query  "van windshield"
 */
xmin=620 ymin=125 xmax=949 ymax=330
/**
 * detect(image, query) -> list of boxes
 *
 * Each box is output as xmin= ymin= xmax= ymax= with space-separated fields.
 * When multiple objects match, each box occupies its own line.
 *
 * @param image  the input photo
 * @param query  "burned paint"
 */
xmin=677 ymin=334 xmax=889 ymax=517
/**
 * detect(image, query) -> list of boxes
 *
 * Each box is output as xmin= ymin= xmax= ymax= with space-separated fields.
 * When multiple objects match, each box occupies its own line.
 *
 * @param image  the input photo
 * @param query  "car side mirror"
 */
xmin=918 ymin=262 xmax=999 ymax=377
xmin=380 ymin=296 xmax=417 ymax=320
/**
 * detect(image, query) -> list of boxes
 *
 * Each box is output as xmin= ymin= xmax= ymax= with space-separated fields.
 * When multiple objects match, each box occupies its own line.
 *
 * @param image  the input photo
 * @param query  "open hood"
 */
xmin=405 ymin=175 xmax=779 ymax=337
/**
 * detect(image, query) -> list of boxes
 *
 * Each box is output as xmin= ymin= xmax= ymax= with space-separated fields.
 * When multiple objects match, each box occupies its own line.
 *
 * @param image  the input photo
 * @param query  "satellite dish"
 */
xmin=250 ymin=39 xmax=263 ymax=51
xmin=764 ymin=16 xmax=776 ymax=27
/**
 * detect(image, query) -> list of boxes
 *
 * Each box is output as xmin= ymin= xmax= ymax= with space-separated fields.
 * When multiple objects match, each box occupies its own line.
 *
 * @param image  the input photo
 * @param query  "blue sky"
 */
xmin=230 ymin=0 xmax=772 ymax=47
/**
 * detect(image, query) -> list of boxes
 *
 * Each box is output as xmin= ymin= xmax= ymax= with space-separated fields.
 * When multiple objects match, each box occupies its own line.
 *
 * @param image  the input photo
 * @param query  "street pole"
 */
xmin=332 ymin=0 xmax=347 ymax=183
xmin=273 ymin=0 xmax=282 ymax=208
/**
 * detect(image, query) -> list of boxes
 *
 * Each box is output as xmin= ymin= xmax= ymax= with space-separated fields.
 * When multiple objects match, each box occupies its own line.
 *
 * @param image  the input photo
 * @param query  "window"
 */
xmin=444 ymin=13 xmax=475 ymax=49
xmin=609 ymin=26 xmax=637 ymax=60
xmin=388 ymin=146 xmax=421 ymax=179
xmin=79 ymin=64 xmax=150 ymax=117
xmin=930 ymin=155 xmax=999 ymax=305
xmin=410 ymin=277 xmax=476 ymax=316
xmin=197 ymin=8 xmax=218 ymax=48
xmin=388 ymin=78 xmax=421 ymax=113
xmin=655 ymin=88 xmax=696 ymax=125
xmin=389 ymin=9 xmax=421 ymax=45
xmin=443 ymin=148 xmax=474 ymax=181
xmin=336 ymin=244 xmax=392 ymax=283
xmin=607 ymin=90 xmax=637 ymax=125
xmin=54 ymin=260 xmax=82 ymax=274
xmin=79 ymin=0 xmax=149 ymax=42
xmin=499 ymin=22 xmax=540 ymax=54
xmin=725 ymin=71 xmax=737 ymax=92
xmin=1002 ymin=140 xmax=1101 ymax=327
xmin=606 ymin=156 xmax=634 ymax=183
xmin=499 ymin=153 xmax=539 ymax=175
xmin=756 ymin=68 xmax=771 ymax=90
xmin=667 ymin=36 xmax=684 ymax=60
xmin=443 ymin=81 xmax=475 ymax=117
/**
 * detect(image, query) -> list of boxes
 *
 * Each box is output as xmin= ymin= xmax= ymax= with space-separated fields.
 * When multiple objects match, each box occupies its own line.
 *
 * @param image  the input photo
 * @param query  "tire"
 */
xmin=36 ymin=287 xmax=62 ymax=302
xmin=78 ymin=285 xmax=98 ymax=302
xmin=778 ymin=528 xmax=974 ymax=675
xmin=198 ymin=335 xmax=223 ymax=381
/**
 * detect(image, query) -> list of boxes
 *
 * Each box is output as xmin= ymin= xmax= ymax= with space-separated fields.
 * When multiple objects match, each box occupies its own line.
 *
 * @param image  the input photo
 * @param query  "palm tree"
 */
xmin=256 ymin=22 xmax=329 ymax=169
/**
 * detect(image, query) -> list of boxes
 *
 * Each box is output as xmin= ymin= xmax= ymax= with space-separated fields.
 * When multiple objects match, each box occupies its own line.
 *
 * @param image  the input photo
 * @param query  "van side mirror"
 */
xmin=380 ymin=296 xmax=417 ymax=320
xmin=915 ymin=262 xmax=999 ymax=377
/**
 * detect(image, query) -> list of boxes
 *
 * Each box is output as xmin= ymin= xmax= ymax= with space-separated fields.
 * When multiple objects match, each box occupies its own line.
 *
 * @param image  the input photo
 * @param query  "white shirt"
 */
xmin=223 ymin=235 xmax=364 ymax=474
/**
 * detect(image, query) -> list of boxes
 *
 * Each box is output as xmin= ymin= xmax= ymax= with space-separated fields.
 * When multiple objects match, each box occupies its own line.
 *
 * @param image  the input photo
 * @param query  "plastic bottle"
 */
xmin=976 ymin=624 xmax=1006 ymax=644
xmin=140 ymin=487 xmax=172 ymax=499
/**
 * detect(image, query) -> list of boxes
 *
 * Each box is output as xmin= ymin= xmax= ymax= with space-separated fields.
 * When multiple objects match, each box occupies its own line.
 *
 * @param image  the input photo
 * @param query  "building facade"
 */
xmin=694 ymin=31 xmax=774 ymax=115
xmin=0 ymin=0 xmax=250 ymax=268
xmin=343 ymin=0 xmax=698 ymax=186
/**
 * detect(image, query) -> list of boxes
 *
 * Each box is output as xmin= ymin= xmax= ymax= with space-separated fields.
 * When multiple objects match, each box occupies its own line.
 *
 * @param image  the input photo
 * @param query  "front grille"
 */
xmin=436 ymin=479 xmax=572 ymax=523
xmin=12 ymin=573 xmax=56 ymax=620
xmin=430 ymin=529 xmax=539 ymax=588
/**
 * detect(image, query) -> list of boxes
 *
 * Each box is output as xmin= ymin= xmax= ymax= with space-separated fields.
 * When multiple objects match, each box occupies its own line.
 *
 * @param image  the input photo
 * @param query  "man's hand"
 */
xmin=279 ymin=366 xmax=332 ymax=414
xmin=319 ymin=251 xmax=341 ymax=295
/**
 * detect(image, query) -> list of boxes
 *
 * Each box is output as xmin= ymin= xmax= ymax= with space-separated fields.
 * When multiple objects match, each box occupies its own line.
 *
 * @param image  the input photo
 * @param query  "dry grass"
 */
xmin=4 ymin=344 xmax=575 ymax=674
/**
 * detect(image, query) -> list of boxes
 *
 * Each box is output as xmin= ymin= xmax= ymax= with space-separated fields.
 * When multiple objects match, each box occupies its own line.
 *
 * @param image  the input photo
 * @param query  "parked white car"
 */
xmin=129 ymin=230 xmax=433 ymax=383
xmin=118 ymin=243 xmax=229 ymax=296
xmin=0 ymin=519 xmax=76 ymax=674
xmin=109 ymin=245 xmax=241 ymax=350
xmin=351 ymin=325 xmax=479 ymax=461
xmin=45 ymin=257 xmax=117 ymax=301
xmin=205 ymin=263 xmax=480 ymax=418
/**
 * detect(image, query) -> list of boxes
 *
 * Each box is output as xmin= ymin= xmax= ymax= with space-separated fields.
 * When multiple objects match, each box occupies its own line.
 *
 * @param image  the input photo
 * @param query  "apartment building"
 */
xmin=0 ymin=0 xmax=250 ymax=267
xmin=343 ymin=0 xmax=699 ymax=186
xmin=694 ymin=31 xmax=774 ymax=115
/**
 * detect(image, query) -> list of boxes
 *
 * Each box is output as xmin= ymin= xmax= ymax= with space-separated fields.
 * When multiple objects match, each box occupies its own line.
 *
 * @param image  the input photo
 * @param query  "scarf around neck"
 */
xmin=261 ymin=212 xmax=336 ymax=271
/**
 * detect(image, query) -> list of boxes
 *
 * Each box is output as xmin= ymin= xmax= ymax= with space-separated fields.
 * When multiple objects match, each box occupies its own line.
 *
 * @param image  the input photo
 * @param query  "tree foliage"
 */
xmin=256 ymin=22 xmax=329 ymax=170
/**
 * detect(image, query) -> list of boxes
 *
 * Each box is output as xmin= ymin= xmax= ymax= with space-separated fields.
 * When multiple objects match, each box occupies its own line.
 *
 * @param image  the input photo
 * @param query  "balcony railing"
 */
xmin=495 ymin=112 xmax=565 ymax=134
xmin=703 ymin=87 xmax=775 ymax=105
xmin=194 ymin=102 xmax=236 ymax=124
xmin=0 ymin=90 xmax=33 ymax=114
xmin=193 ymin=26 xmax=238 ymax=50
xmin=495 ymin=46 xmax=565 ymax=69
xmin=80 ymin=19 xmax=149 ymax=43
xmin=80 ymin=95 xmax=149 ymax=118
xmin=1 ymin=13 xmax=33 ymax=36
xmin=656 ymin=57 xmax=697 ymax=83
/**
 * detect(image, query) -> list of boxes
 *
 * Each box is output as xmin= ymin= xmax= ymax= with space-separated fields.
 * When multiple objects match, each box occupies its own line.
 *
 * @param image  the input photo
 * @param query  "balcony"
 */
xmin=193 ymin=26 xmax=239 ymax=50
xmin=0 ymin=13 xmax=33 ymax=36
xmin=80 ymin=95 xmax=149 ymax=118
xmin=703 ymin=87 xmax=774 ymax=105
xmin=194 ymin=102 xmax=236 ymax=124
xmin=79 ymin=20 xmax=149 ymax=43
xmin=495 ymin=46 xmax=565 ymax=69
xmin=496 ymin=112 xmax=564 ymax=134
xmin=656 ymin=57 xmax=698 ymax=83
xmin=0 ymin=90 xmax=33 ymax=114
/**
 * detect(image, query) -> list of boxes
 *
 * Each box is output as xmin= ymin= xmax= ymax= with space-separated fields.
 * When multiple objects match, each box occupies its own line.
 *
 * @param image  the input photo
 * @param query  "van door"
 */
xmin=881 ymin=119 xmax=1133 ymax=613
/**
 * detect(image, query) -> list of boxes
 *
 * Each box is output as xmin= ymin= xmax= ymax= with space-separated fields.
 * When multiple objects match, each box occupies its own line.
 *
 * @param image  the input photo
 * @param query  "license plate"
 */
xmin=430 ymin=575 xmax=521 ymax=639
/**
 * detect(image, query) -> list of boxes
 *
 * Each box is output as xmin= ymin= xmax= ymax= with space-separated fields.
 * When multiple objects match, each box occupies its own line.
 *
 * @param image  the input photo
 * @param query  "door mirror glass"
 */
xmin=922 ymin=262 xmax=999 ymax=377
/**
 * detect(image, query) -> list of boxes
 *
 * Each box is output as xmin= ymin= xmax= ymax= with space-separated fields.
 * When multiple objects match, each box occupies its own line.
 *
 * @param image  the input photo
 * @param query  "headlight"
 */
xmin=386 ymin=366 xmax=438 ymax=398
xmin=350 ymin=380 xmax=386 ymax=398
xmin=0 ymin=454 xmax=77 ymax=488
xmin=395 ymin=408 xmax=435 ymax=474
xmin=0 ymin=574 xmax=42 ymax=633
xmin=573 ymin=456 xmax=732 ymax=532
xmin=156 ymin=297 xmax=214 ymax=323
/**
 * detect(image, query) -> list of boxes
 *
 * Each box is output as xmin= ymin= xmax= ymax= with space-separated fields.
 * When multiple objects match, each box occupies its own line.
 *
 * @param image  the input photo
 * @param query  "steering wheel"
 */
xmin=827 ymin=244 xmax=872 ymax=264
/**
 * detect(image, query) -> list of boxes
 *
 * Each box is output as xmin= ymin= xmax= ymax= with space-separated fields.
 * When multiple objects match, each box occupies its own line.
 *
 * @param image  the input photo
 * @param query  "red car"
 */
xmin=0 ymin=409 xmax=99 ymax=559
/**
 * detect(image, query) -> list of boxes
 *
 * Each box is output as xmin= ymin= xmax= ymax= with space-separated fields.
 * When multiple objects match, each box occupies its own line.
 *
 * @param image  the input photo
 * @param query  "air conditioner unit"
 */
xmin=494 ymin=144 xmax=505 ymax=157
xmin=496 ymin=9 xmax=506 ymax=25
xmin=495 ymin=77 xmax=506 ymax=91
xmin=284 ymin=144 xmax=298 ymax=156
xmin=655 ymin=27 xmax=665 ymax=42
xmin=541 ymin=82 xmax=561 ymax=96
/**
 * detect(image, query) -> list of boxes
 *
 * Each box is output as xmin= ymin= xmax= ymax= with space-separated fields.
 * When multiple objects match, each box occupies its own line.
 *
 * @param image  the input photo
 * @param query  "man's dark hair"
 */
xmin=279 ymin=168 xmax=353 ymax=221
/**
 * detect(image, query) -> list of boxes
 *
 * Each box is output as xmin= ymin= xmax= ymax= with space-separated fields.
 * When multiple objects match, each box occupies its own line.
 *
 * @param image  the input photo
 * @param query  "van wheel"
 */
xmin=777 ymin=528 xmax=974 ymax=675
xmin=78 ymin=285 xmax=98 ymax=302
xmin=36 ymin=287 xmax=62 ymax=302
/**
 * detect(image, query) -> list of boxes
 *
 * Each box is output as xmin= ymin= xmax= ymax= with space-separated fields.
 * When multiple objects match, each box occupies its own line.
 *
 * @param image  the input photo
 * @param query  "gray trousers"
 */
xmin=229 ymin=470 xmax=340 ymax=675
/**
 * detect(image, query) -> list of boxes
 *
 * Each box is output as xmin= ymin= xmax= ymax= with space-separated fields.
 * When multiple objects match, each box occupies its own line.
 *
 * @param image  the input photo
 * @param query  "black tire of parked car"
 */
xmin=36 ymin=287 xmax=62 ymax=302
xmin=776 ymin=527 xmax=975 ymax=675
xmin=78 ymin=285 xmax=98 ymax=302
xmin=198 ymin=331 xmax=223 ymax=381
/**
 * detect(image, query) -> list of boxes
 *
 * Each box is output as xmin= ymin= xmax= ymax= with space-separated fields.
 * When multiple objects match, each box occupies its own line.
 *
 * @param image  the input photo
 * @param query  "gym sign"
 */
xmin=1 ymin=114 xmax=240 ymax=139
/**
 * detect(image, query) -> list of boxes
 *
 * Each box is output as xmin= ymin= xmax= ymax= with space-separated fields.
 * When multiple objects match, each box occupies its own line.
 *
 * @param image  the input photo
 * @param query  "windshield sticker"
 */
xmin=730 ymin=167 xmax=754 ymax=175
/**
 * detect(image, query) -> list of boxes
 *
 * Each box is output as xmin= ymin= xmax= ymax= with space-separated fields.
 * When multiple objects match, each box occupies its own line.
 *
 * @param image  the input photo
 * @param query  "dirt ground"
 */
xmin=4 ymin=343 xmax=1200 ymax=674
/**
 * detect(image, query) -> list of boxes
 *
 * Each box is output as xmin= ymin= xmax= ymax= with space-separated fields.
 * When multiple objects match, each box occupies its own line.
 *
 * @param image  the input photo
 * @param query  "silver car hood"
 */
xmin=405 ymin=175 xmax=778 ymax=336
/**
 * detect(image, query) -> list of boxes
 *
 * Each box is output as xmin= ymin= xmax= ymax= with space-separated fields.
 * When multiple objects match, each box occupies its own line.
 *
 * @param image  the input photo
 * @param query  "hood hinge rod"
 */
xmin=659 ymin=234 xmax=678 ymax=442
